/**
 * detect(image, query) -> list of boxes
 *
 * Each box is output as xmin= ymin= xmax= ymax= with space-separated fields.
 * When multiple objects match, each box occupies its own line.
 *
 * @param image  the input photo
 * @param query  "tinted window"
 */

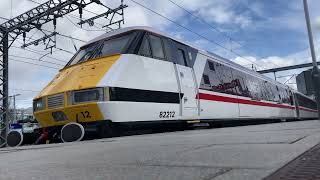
xmin=149 ymin=35 xmax=165 ymax=59
xmin=208 ymin=61 xmax=215 ymax=71
xmin=200 ymin=60 xmax=239 ymax=96
xmin=270 ymin=84 xmax=280 ymax=102
xmin=246 ymin=75 xmax=261 ymax=100
xmin=199 ymin=59 xmax=291 ymax=103
xmin=139 ymin=36 xmax=151 ymax=56
xmin=203 ymin=75 xmax=210 ymax=85
xmin=67 ymin=43 xmax=100 ymax=66
xmin=289 ymin=92 xmax=294 ymax=105
xmin=162 ymin=38 xmax=174 ymax=62
xmin=231 ymin=70 xmax=250 ymax=97
xmin=97 ymin=34 xmax=132 ymax=58
xmin=261 ymin=81 xmax=277 ymax=102
xmin=177 ymin=49 xmax=187 ymax=66
xmin=279 ymin=88 xmax=290 ymax=104
xmin=66 ymin=32 xmax=135 ymax=67
xmin=187 ymin=48 xmax=197 ymax=67
xmin=296 ymin=93 xmax=317 ymax=110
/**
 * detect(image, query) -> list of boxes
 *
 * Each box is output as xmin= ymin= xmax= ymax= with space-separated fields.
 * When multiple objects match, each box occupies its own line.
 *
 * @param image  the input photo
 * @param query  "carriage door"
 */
xmin=173 ymin=44 xmax=198 ymax=118
xmin=293 ymin=93 xmax=300 ymax=118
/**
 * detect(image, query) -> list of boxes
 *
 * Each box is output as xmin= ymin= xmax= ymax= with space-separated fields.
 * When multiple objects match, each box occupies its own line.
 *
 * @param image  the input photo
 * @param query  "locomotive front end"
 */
xmin=33 ymin=54 xmax=120 ymax=142
xmin=32 ymin=30 xmax=138 ymax=143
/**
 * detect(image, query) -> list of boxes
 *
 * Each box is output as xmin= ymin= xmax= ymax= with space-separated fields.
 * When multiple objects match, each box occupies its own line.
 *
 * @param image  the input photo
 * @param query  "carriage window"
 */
xmin=67 ymin=43 xmax=100 ymax=66
xmin=200 ymin=60 xmax=239 ymax=96
xmin=98 ymin=34 xmax=132 ymax=58
xmin=246 ymin=75 xmax=262 ymax=100
xmin=270 ymin=84 xmax=280 ymax=102
xmin=203 ymin=75 xmax=210 ymax=85
xmin=290 ymin=93 xmax=294 ymax=105
xmin=139 ymin=36 xmax=151 ymax=57
xmin=260 ymin=81 xmax=270 ymax=101
xmin=66 ymin=32 xmax=135 ymax=67
xmin=177 ymin=49 xmax=187 ymax=66
xmin=162 ymin=38 xmax=174 ymax=62
xmin=149 ymin=35 xmax=165 ymax=59
xmin=231 ymin=70 xmax=250 ymax=97
xmin=296 ymin=93 xmax=317 ymax=110
xmin=208 ymin=61 xmax=215 ymax=71
xmin=187 ymin=47 xmax=197 ymax=67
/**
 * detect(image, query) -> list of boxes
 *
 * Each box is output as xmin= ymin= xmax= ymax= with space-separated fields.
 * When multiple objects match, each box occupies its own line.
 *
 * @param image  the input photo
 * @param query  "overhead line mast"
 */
xmin=0 ymin=0 xmax=127 ymax=147
xmin=303 ymin=0 xmax=320 ymax=119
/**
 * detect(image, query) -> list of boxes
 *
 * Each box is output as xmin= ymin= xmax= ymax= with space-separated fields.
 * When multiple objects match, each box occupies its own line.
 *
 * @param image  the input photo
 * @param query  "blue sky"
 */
xmin=1 ymin=0 xmax=320 ymax=108
xmin=165 ymin=0 xmax=317 ymax=58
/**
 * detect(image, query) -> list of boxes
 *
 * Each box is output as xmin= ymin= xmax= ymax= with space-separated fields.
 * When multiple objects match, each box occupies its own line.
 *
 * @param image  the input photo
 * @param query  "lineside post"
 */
xmin=303 ymin=0 xmax=320 ymax=119
xmin=0 ymin=31 xmax=9 ymax=147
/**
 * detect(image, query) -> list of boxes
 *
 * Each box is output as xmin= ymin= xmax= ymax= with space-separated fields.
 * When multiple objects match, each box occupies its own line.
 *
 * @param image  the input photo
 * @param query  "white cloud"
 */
xmin=2 ymin=0 xmax=320 ymax=108
xmin=235 ymin=15 xmax=252 ymax=28
xmin=194 ymin=0 xmax=252 ymax=29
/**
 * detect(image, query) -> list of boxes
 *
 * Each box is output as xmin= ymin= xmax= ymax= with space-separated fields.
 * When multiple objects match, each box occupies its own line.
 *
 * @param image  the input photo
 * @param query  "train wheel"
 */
xmin=7 ymin=130 xmax=23 ymax=147
xmin=61 ymin=122 xmax=85 ymax=143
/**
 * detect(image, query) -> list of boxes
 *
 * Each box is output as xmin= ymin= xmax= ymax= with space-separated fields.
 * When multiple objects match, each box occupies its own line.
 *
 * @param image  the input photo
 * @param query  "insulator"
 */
xmin=79 ymin=7 xmax=83 ymax=28
xmin=53 ymin=18 xmax=57 ymax=30
xmin=23 ymin=32 xmax=26 ymax=44
xmin=88 ymin=20 xmax=94 ymax=26
xmin=79 ymin=7 xmax=83 ymax=16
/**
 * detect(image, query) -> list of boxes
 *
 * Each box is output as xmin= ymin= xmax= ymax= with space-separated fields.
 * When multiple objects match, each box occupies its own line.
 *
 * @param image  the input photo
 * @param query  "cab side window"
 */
xmin=138 ymin=36 xmax=151 ymax=57
xmin=177 ymin=49 xmax=188 ymax=66
xmin=149 ymin=35 xmax=165 ymax=59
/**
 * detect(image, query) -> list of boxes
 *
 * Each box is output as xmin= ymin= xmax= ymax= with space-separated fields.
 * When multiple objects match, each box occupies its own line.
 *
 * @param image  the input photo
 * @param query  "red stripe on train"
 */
xmin=299 ymin=106 xmax=318 ymax=113
xmin=198 ymin=93 xmax=295 ymax=110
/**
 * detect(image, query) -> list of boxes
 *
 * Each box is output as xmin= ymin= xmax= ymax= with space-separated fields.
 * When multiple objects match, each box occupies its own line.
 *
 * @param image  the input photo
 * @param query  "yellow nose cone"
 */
xmin=36 ymin=54 xmax=120 ymax=98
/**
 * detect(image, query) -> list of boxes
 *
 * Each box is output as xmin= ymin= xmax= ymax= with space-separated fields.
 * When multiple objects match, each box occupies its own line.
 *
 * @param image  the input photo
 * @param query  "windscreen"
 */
xmin=65 ymin=32 xmax=135 ymax=67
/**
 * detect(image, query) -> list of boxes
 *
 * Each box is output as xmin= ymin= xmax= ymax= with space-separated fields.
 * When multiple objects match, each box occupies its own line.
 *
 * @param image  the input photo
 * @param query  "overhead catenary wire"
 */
xmin=10 ymin=88 xmax=40 ymax=92
xmin=128 ymin=0 xmax=265 ymax=69
xmin=15 ymin=37 xmax=77 ymax=58
xmin=165 ymin=0 xmax=282 ymax=70
xmin=10 ymin=58 xmax=60 ymax=70
xmin=27 ymin=0 xmax=108 ymax=31
xmin=42 ymin=29 xmax=87 ymax=43
xmin=18 ymin=0 xmax=310 ymax=72
xmin=65 ymin=15 xmax=106 ymax=32
xmin=10 ymin=54 xmax=65 ymax=66
xmin=25 ymin=0 xmax=265 ymax=70
xmin=11 ymin=44 xmax=71 ymax=68
xmin=166 ymin=0 xmax=246 ymax=49
xmin=2 ymin=8 xmax=88 ymax=43
xmin=27 ymin=0 xmax=102 ymax=17
xmin=0 ymin=16 xmax=9 ymax=21
xmin=11 ymin=45 xmax=68 ymax=63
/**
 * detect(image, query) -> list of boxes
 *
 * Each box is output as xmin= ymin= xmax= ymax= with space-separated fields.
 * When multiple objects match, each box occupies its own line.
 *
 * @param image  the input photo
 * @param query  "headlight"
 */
xmin=52 ymin=111 xmax=68 ymax=121
xmin=33 ymin=98 xmax=45 ymax=112
xmin=72 ymin=88 xmax=104 ymax=104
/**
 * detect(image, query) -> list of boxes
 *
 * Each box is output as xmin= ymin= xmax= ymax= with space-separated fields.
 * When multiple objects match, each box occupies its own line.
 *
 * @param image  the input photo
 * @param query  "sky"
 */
xmin=1 ymin=0 xmax=320 ymax=108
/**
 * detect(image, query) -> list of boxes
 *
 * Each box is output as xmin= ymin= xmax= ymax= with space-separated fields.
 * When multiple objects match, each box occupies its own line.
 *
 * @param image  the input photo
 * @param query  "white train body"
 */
xmin=32 ymin=26 xmax=318 ymax=139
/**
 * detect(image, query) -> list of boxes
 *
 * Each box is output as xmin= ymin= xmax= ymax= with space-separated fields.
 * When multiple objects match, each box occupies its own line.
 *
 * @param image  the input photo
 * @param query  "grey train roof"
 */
xmin=84 ymin=26 xmax=304 ymax=95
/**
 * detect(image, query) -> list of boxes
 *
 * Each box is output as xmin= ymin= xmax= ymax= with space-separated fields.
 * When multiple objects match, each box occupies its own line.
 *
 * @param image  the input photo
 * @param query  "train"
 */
xmin=6 ymin=26 xmax=318 ymax=146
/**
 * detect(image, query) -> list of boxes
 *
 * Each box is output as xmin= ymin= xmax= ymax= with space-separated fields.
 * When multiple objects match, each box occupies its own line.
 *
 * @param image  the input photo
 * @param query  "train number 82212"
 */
xmin=159 ymin=111 xmax=175 ymax=118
